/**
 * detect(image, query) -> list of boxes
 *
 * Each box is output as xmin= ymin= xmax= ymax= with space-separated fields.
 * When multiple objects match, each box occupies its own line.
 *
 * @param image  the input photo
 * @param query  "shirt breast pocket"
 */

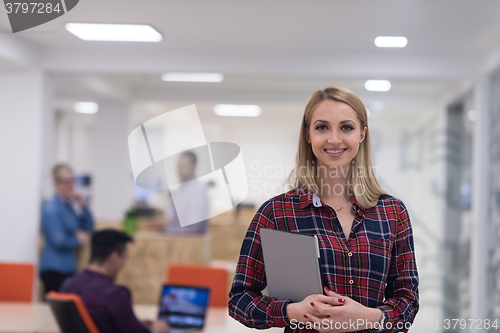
xmin=357 ymin=235 xmax=392 ymax=282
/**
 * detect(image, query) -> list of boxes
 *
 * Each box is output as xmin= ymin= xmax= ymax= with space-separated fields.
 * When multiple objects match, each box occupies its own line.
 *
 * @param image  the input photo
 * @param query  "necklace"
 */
xmin=335 ymin=196 xmax=352 ymax=212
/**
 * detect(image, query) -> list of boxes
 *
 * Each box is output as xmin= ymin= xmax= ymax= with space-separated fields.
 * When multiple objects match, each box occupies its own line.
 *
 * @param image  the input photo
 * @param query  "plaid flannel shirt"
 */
xmin=228 ymin=186 xmax=419 ymax=333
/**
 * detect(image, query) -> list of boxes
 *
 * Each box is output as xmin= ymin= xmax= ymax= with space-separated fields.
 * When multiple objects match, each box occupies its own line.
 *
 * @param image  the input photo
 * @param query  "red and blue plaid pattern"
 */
xmin=228 ymin=186 xmax=419 ymax=333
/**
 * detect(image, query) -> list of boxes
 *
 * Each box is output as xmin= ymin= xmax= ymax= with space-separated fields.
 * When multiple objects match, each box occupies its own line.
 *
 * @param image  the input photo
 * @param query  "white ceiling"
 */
xmin=1 ymin=0 xmax=500 ymax=107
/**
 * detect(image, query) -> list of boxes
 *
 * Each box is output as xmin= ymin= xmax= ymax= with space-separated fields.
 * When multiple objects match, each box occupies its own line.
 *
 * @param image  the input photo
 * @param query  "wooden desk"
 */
xmin=0 ymin=302 xmax=282 ymax=333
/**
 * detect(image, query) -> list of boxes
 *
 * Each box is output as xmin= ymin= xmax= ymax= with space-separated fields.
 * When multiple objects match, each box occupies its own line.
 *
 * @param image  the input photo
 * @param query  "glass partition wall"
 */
xmin=444 ymin=94 xmax=474 ymax=324
xmin=489 ymin=71 xmax=500 ymax=326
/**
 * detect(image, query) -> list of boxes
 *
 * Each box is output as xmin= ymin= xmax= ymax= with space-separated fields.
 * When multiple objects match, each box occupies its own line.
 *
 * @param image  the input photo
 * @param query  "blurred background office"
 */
xmin=0 ymin=1 xmax=499 ymax=332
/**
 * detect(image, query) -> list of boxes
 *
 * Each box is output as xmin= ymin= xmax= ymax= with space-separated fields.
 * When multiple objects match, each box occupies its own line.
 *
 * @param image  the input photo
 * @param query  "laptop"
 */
xmin=158 ymin=284 xmax=211 ymax=332
xmin=260 ymin=228 xmax=323 ymax=302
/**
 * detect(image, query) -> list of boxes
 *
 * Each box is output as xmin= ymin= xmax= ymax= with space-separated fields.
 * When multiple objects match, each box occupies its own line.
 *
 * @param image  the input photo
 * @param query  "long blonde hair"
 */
xmin=287 ymin=87 xmax=387 ymax=208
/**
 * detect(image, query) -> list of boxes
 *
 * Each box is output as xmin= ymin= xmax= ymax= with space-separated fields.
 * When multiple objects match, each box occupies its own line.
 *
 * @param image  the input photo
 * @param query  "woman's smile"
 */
xmin=324 ymin=148 xmax=348 ymax=157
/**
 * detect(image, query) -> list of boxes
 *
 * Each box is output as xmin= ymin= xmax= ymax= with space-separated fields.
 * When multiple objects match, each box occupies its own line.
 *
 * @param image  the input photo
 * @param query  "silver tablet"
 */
xmin=260 ymin=228 xmax=323 ymax=302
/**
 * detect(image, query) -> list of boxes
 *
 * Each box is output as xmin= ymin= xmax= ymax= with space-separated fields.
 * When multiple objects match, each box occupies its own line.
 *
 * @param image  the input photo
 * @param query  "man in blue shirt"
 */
xmin=40 ymin=163 xmax=94 ymax=293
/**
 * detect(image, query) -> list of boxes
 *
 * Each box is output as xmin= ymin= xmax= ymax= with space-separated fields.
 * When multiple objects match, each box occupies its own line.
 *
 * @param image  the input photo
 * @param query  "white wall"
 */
xmin=92 ymin=102 xmax=133 ymax=221
xmin=71 ymin=119 xmax=95 ymax=173
xmin=55 ymin=111 xmax=95 ymax=174
xmin=40 ymin=77 xmax=56 ymax=202
xmin=0 ymin=69 xmax=50 ymax=264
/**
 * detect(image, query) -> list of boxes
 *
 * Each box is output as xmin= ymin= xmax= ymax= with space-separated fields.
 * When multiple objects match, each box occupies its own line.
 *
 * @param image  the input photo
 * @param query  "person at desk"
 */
xmin=229 ymin=87 xmax=419 ymax=332
xmin=40 ymin=163 xmax=94 ymax=293
xmin=61 ymin=229 xmax=169 ymax=333
xmin=164 ymin=151 xmax=209 ymax=234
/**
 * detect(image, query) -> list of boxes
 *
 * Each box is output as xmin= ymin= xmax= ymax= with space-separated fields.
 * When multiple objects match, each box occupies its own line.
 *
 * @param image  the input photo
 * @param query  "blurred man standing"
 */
xmin=40 ymin=163 xmax=94 ymax=293
xmin=164 ymin=151 xmax=209 ymax=234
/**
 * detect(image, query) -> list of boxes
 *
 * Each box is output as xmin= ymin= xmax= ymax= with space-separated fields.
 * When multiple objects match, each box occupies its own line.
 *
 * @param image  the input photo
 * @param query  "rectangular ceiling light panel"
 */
xmin=66 ymin=23 xmax=162 ymax=42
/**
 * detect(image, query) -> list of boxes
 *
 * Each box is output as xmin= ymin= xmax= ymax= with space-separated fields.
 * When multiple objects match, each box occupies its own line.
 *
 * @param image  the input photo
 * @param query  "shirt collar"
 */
xmin=296 ymin=185 xmax=366 ymax=216
xmin=351 ymin=196 xmax=366 ymax=218
xmin=297 ymin=186 xmax=315 ymax=209
xmin=84 ymin=269 xmax=113 ymax=282
xmin=54 ymin=194 xmax=70 ymax=205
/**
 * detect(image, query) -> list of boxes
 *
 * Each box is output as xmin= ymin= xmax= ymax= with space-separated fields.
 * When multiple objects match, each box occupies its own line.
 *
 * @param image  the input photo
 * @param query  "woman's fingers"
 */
xmin=303 ymin=313 xmax=335 ymax=333
xmin=314 ymin=294 xmax=346 ymax=306
xmin=303 ymin=312 xmax=321 ymax=323
xmin=312 ymin=300 xmax=342 ymax=316
xmin=323 ymin=286 xmax=344 ymax=298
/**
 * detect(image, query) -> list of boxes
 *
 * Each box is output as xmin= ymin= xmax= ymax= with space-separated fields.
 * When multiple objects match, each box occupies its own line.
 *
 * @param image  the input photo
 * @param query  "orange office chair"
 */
xmin=46 ymin=291 xmax=100 ymax=333
xmin=0 ymin=262 xmax=34 ymax=302
xmin=166 ymin=264 xmax=228 ymax=307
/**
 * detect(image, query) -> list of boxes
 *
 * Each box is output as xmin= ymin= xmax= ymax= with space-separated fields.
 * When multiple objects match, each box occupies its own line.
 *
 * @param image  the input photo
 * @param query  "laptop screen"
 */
xmin=158 ymin=285 xmax=211 ymax=329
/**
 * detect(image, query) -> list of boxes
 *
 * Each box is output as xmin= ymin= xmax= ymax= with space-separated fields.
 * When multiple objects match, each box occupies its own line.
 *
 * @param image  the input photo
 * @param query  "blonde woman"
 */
xmin=229 ymin=87 xmax=419 ymax=333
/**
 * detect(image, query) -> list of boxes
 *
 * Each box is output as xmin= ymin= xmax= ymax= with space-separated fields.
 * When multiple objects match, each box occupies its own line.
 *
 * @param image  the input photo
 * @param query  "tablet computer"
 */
xmin=260 ymin=228 xmax=323 ymax=302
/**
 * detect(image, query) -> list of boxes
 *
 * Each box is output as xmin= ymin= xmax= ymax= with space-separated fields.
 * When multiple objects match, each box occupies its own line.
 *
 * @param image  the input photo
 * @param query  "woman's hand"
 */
xmin=286 ymin=291 xmax=346 ymax=324
xmin=304 ymin=288 xmax=383 ymax=333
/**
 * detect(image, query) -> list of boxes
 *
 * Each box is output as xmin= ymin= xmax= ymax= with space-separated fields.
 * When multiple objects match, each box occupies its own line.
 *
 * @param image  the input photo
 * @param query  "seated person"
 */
xmin=61 ymin=229 xmax=168 ymax=333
